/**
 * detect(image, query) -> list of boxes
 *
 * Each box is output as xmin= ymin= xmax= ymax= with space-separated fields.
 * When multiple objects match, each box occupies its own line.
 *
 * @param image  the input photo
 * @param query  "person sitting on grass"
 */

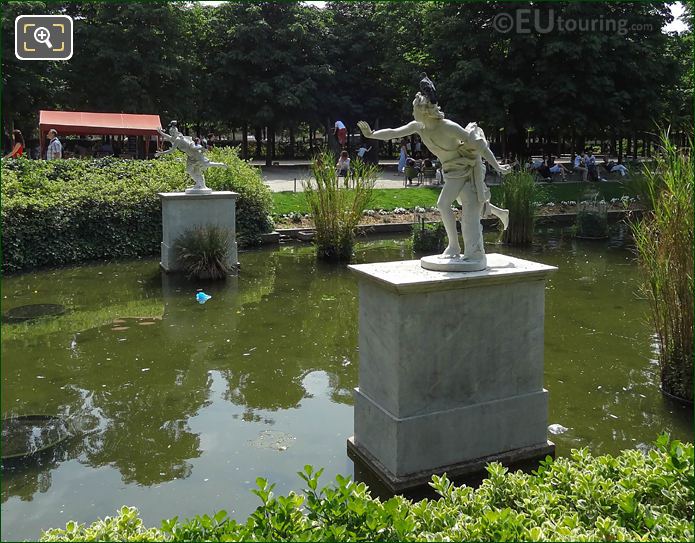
xmin=547 ymin=156 xmax=570 ymax=180
xmin=573 ymin=152 xmax=588 ymax=181
xmin=602 ymin=156 xmax=629 ymax=177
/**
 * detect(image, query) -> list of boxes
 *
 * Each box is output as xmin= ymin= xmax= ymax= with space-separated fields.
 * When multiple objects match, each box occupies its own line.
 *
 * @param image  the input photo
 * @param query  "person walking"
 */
xmin=3 ymin=129 xmax=24 ymax=158
xmin=398 ymin=140 xmax=408 ymax=173
xmin=333 ymin=120 xmax=347 ymax=147
xmin=46 ymin=129 xmax=63 ymax=160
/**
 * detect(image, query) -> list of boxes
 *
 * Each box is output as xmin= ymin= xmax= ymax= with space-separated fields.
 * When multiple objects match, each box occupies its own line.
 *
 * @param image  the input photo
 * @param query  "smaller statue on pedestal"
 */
xmin=358 ymin=74 xmax=511 ymax=271
xmin=156 ymin=121 xmax=226 ymax=194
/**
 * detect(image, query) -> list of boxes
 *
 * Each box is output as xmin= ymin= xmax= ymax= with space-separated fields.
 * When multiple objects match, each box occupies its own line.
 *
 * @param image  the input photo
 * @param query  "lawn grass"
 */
xmin=272 ymin=179 xmax=642 ymax=216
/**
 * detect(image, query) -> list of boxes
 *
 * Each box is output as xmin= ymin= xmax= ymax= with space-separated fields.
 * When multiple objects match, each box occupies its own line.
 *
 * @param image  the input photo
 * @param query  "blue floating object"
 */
xmin=196 ymin=292 xmax=212 ymax=304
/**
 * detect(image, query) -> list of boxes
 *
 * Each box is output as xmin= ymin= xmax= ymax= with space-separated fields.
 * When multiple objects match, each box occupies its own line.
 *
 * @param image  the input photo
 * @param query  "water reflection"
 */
xmin=1 ymin=228 xmax=692 ymax=540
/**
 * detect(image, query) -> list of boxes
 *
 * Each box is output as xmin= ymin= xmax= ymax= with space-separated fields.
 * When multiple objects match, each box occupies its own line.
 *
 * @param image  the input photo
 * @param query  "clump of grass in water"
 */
xmin=576 ymin=188 xmax=608 ymax=239
xmin=303 ymin=151 xmax=377 ymax=261
xmin=500 ymin=171 xmax=542 ymax=245
xmin=174 ymin=226 xmax=233 ymax=280
xmin=412 ymin=219 xmax=447 ymax=253
xmin=630 ymin=131 xmax=693 ymax=402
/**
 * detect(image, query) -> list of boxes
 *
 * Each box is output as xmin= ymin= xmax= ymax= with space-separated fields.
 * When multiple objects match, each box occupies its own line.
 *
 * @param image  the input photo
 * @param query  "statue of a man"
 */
xmin=156 ymin=121 xmax=226 ymax=194
xmin=358 ymin=90 xmax=510 ymax=271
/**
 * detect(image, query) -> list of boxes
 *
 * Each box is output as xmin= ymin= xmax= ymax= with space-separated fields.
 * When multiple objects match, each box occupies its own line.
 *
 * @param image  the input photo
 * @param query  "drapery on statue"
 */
xmin=156 ymin=121 xmax=226 ymax=194
xmin=358 ymin=75 xmax=510 ymax=271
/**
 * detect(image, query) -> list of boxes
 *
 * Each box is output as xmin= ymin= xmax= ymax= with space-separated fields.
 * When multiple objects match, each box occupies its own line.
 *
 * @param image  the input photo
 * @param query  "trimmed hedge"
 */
xmin=40 ymin=436 xmax=693 ymax=541
xmin=1 ymin=148 xmax=273 ymax=273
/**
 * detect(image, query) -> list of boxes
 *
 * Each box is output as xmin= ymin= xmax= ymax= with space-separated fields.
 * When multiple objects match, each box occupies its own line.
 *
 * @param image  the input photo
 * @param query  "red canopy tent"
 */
xmin=39 ymin=110 xmax=163 ymax=158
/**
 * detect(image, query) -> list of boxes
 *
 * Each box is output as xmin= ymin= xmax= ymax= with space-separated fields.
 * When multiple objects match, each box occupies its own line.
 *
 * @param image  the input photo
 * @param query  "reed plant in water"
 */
xmin=630 ymin=132 xmax=693 ymax=402
xmin=500 ymin=171 xmax=541 ymax=245
xmin=303 ymin=152 xmax=377 ymax=261
xmin=174 ymin=226 xmax=233 ymax=280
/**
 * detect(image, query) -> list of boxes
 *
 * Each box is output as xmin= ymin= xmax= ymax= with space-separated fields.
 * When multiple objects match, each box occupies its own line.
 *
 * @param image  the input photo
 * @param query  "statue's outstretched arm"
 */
xmin=155 ymin=147 xmax=176 ymax=157
xmin=358 ymin=120 xmax=419 ymax=141
xmin=157 ymin=128 xmax=173 ymax=141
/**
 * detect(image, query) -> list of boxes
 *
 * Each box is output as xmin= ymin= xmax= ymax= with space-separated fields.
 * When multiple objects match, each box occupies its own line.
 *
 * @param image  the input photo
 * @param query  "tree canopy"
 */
xmin=2 ymin=1 xmax=691 ymax=156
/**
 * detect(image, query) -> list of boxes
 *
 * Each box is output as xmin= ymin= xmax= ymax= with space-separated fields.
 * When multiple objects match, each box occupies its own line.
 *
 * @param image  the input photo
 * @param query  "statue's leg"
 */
xmin=483 ymin=201 xmax=510 ymax=230
xmin=189 ymin=164 xmax=204 ymax=189
xmin=437 ymin=175 xmax=465 ymax=257
xmin=459 ymin=163 xmax=486 ymax=261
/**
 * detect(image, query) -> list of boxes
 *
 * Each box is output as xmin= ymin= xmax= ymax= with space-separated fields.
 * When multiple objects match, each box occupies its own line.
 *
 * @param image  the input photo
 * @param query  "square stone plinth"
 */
xmin=348 ymin=254 xmax=556 ymax=480
xmin=159 ymin=191 xmax=238 ymax=272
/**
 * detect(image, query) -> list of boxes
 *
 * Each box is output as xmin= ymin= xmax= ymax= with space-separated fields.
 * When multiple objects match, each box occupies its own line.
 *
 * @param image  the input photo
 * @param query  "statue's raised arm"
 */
xmin=157 ymin=127 xmax=174 ymax=142
xmin=357 ymin=120 xmax=420 ymax=141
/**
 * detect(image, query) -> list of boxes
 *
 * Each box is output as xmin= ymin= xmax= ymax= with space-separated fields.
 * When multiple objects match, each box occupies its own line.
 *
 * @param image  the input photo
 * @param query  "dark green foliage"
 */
xmin=40 ymin=436 xmax=693 ymax=541
xmin=174 ymin=226 xmax=233 ymax=280
xmin=412 ymin=220 xmax=447 ymax=254
xmin=1 ymin=148 xmax=272 ymax=273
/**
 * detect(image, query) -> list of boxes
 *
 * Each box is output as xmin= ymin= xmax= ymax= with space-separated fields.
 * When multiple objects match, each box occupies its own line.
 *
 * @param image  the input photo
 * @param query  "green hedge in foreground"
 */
xmin=1 ymin=149 xmax=273 ymax=273
xmin=40 ymin=436 xmax=693 ymax=542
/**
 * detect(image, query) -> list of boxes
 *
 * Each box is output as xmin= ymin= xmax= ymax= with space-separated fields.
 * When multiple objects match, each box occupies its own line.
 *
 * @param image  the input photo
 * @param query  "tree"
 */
xmin=57 ymin=1 xmax=196 ymax=120
xmin=1 ymin=1 xmax=63 ymax=141
xmin=209 ymin=2 xmax=331 ymax=164
xmin=426 ymin=1 xmax=682 ymax=157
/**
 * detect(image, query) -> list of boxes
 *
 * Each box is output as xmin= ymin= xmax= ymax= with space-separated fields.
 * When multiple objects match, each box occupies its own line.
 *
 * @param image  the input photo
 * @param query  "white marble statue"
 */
xmin=358 ymin=87 xmax=510 ymax=271
xmin=156 ymin=121 xmax=226 ymax=194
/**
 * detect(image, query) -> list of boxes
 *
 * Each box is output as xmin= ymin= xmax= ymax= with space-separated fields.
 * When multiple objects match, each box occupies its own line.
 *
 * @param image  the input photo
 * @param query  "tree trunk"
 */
xmin=242 ymin=124 xmax=248 ymax=160
xmin=254 ymin=126 xmax=262 ymax=160
xmin=632 ymin=133 xmax=638 ymax=159
xmin=289 ymin=126 xmax=295 ymax=159
xmin=618 ymin=136 xmax=623 ymax=162
xmin=265 ymin=125 xmax=274 ymax=167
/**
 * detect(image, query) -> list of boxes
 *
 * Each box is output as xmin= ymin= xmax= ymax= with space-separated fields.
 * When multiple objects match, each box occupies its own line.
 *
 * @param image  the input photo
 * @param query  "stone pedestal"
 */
xmin=347 ymin=253 xmax=557 ymax=492
xmin=158 ymin=191 xmax=238 ymax=273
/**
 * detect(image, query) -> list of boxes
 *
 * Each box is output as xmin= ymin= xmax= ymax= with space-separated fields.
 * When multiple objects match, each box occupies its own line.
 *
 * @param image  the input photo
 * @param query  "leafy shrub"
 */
xmin=303 ymin=153 xmax=377 ymax=261
xmin=1 ymin=149 xmax=273 ymax=273
xmin=630 ymin=133 xmax=693 ymax=402
xmin=41 ymin=436 xmax=693 ymax=542
xmin=412 ymin=220 xmax=447 ymax=253
xmin=174 ymin=226 xmax=234 ymax=280
xmin=500 ymin=171 xmax=542 ymax=245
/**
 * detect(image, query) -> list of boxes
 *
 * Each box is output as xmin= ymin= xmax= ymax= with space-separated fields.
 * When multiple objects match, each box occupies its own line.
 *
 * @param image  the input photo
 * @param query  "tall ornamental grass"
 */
xmin=630 ymin=133 xmax=693 ymax=402
xmin=303 ymin=152 xmax=377 ymax=261
xmin=174 ymin=226 xmax=233 ymax=280
xmin=500 ymin=171 xmax=541 ymax=245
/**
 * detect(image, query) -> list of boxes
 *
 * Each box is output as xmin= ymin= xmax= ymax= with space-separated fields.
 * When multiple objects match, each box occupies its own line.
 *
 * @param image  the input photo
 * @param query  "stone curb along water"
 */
xmin=270 ymin=209 xmax=641 ymax=243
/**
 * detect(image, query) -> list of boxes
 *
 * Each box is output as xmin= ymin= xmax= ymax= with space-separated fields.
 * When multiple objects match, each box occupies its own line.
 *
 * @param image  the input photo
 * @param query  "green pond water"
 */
xmin=1 ymin=227 xmax=691 ymax=541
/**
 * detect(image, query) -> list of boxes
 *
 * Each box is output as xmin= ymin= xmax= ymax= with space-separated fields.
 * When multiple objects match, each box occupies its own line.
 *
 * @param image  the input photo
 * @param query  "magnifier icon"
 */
xmin=33 ymin=26 xmax=53 ymax=49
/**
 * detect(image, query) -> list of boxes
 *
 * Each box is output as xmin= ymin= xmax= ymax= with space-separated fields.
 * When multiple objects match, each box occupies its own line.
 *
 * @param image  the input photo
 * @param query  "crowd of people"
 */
xmin=523 ymin=151 xmax=629 ymax=182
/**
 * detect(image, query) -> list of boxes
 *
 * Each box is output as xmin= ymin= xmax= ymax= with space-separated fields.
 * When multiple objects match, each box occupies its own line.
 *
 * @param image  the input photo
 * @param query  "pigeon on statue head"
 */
xmin=419 ymin=72 xmax=438 ymax=105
